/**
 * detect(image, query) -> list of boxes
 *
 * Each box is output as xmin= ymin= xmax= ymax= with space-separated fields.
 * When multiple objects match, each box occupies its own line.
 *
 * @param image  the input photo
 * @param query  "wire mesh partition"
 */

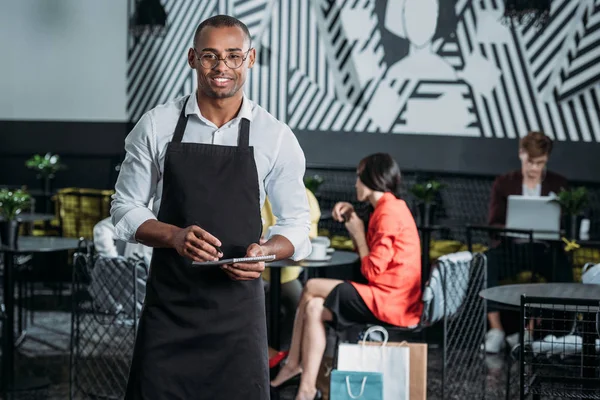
xmin=467 ymin=225 xmax=542 ymax=286
xmin=70 ymin=251 xmax=147 ymax=400
xmin=519 ymin=296 xmax=600 ymax=399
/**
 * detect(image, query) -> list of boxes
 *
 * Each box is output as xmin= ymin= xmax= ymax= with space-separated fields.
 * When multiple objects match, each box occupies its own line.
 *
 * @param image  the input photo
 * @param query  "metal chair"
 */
xmin=69 ymin=249 xmax=147 ymax=400
xmin=518 ymin=295 xmax=600 ymax=399
xmin=333 ymin=252 xmax=488 ymax=399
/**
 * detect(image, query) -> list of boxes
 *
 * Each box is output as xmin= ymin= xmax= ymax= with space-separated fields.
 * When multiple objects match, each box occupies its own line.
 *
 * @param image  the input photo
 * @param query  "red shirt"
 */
xmin=350 ymin=193 xmax=423 ymax=327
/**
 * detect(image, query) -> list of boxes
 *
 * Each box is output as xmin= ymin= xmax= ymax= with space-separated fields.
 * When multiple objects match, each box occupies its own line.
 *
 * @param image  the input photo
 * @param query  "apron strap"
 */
xmin=172 ymin=96 xmax=191 ymax=144
xmin=173 ymin=96 xmax=250 ymax=148
xmin=238 ymin=118 xmax=250 ymax=148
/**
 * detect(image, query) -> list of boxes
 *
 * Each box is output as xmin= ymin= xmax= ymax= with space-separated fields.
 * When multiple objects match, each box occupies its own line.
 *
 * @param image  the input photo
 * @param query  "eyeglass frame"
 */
xmin=193 ymin=48 xmax=253 ymax=69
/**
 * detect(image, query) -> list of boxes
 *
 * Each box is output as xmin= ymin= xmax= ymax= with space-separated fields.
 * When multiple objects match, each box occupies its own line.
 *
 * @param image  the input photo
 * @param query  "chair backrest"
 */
xmin=421 ymin=251 xmax=474 ymax=325
xmin=55 ymin=187 xmax=114 ymax=239
xmin=88 ymin=255 xmax=148 ymax=321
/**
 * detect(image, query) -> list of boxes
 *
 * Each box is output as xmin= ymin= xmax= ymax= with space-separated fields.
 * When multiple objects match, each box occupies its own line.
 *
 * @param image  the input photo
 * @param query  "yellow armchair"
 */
xmin=261 ymin=188 xmax=321 ymax=283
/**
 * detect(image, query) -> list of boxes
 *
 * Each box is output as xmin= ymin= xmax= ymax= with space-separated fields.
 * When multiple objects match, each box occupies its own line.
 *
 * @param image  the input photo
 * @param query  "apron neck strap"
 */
xmin=172 ymin=96 xmax=190 ymax=144
xmin=238 ymin=118 xmax=250 ymax=149
xmin=172 ymin=95 xmax=251 ymax=148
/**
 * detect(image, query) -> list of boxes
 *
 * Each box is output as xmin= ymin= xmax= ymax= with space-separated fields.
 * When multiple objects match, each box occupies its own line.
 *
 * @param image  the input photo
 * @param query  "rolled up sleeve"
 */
xmin=265 ymin=126 xmax=311 ymax=261
xmin=110 ymin=113 xmax=159 ymax=243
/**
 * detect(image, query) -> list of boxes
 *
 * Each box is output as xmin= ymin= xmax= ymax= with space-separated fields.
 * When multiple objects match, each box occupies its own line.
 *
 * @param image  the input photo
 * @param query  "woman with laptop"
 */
xmin=484 ymin=131 xmax=572 ymax=353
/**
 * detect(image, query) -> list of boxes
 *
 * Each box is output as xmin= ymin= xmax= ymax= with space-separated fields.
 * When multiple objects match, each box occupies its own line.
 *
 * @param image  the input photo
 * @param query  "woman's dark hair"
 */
xmin=357 ymin=153 xmax=402 ymax=197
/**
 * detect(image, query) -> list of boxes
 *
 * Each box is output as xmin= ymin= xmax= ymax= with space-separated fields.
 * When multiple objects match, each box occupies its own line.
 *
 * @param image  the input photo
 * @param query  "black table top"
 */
xmin=268 ymin=250 xmax=359 ymax=268
xmin=0 ymin=213 xmax=55 ymax=223
xmin=480 ymin=283 xmax=600 ymax=309
xmin=0 ymin=236 xmax=81 ymax=253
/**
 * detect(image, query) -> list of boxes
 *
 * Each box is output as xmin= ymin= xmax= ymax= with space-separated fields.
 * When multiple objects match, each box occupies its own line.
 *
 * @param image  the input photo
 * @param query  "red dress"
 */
xmin=350 ymin=193 xmax=423 ymax=327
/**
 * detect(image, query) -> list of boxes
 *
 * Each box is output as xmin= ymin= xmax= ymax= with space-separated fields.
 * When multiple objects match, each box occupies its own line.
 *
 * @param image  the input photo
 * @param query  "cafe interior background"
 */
xmin=0 ymin=0 xmax=599 ymax=399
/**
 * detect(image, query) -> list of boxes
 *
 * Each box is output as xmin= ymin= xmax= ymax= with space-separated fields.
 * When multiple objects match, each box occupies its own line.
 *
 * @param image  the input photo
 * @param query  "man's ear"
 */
xmin=187 ymin=48 xmax=196 ymax=69
xmin=247 ymin=48 xmax=256 ymax=69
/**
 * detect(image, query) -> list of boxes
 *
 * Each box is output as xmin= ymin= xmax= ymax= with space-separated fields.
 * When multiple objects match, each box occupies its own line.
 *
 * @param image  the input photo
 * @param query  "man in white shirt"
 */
xmin=111 ymin=15 xmax=311 ymax=400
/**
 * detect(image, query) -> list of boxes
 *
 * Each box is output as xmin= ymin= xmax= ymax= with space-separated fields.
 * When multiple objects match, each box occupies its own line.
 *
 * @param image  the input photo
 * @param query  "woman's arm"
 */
xmin=346 ymin=212 xmax=397 ymax=282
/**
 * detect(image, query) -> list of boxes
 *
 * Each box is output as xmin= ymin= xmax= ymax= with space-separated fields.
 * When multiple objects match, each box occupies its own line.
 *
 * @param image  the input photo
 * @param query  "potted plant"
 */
xmin=25 ymin=152 xmax=65 ymax=190
xmin=553 ymin=187 xmax=588 ymax=239
xmin=410 ymin=180 xmax=444 ymax=227
xmin=0 ymin=189 xmax=32 ymax=247
xmin=304 ymin=174 xmax=325 ymax=195
xmin=25 ymin=152 xmax=64 ymax=212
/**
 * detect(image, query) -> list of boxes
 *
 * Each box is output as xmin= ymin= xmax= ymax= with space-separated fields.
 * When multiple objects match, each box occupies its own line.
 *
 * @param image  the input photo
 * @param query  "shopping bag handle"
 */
xmin=346 ymin=376 xmax=368 ymax=399
xmin=361 ymin=325 xmax=389 ymax=346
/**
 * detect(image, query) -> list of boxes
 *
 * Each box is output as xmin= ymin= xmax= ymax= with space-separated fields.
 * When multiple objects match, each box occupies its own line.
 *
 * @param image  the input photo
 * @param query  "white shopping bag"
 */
xmin=337 ymin=326 xmax=410 ymax=400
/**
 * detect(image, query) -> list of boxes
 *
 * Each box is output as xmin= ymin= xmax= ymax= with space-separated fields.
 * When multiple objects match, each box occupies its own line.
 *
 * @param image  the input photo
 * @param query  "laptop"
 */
xmin=505 ymin=195 xmax=561 ymax=240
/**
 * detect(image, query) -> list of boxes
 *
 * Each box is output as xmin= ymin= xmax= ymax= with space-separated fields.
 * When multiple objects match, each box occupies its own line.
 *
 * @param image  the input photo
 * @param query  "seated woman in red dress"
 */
xmin=270 ymin=153 xmax=423 ymax=400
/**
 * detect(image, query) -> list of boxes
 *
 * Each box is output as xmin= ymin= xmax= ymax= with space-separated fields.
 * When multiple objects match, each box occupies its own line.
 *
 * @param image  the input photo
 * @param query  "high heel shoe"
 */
xmin=294 ymin=388 xmax=322 ymax=400
xmin=270 ymin=371 xmax=301 ymax=389
xmin=269 ymin=350 xmax=289 ymax=369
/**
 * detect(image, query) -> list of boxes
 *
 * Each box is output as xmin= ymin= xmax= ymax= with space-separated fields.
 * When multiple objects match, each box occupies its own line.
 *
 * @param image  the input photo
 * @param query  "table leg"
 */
xmin=269 ymin=268 xmax=282 ymax=351
xmin=2 ymin=252 xmax=15 ymax=397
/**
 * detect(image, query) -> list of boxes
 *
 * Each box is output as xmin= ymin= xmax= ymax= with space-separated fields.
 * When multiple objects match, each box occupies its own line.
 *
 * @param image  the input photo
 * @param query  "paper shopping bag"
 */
xmin=337 ymin=326 xmax=409 ymax=400
xmin=365 ymin=341 xmax=427 ymax=400
xmin=330 ymin=370 xmax=383 ymax=400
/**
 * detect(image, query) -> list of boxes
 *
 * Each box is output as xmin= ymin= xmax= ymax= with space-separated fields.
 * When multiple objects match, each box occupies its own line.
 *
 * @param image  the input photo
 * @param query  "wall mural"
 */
xmin=128 ymin=0 xmax=600 ymax=142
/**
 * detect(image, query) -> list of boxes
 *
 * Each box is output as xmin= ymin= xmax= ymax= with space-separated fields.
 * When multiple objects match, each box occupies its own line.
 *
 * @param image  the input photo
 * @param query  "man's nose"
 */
xmin=213 ymin=59 xmax=229 ymax=72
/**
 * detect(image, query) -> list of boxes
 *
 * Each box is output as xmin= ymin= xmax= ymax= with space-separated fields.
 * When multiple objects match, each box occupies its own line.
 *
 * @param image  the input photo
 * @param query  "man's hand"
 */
xmin=171 ymin=225 xmax=222 ymax=262
xmin=332 ymin=201 xmax=355 ymax=222
xmin=222 ymin=243 xmax=266 ymax=281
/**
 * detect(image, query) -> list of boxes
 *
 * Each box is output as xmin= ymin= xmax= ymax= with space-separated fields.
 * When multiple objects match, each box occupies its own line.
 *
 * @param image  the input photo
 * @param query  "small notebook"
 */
xmin=192 ymin=254 xmax=276 ymax=266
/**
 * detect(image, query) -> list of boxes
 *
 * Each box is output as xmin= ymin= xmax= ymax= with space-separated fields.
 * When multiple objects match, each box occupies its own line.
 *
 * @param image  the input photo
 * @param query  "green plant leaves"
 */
xmin=25 ymin=152 xmax=65 ymax=178
xmin=0 ymin=189 xmax=32 ymax=220
xmin=410 ymin=180 xmax=444 ymax=203
xmin=553 ymin=186 xmax=589 ymax=216
xmin=304 ymin=174 xmax=324 ymax=194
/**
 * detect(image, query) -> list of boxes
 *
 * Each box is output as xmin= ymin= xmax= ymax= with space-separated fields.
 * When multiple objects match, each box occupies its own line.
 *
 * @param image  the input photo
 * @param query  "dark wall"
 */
xmin=296 ymin=130 xmax=600 ymax=184
xmin=1 ymin=121 xmax=598 ymax=190
xmin=0 ymin=121 xmax=128 ymax=190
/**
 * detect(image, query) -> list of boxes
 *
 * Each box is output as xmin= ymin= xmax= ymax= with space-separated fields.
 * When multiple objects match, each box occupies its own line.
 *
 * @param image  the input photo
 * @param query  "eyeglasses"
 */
xmin=193 ymin=48 xmax=252 ymax=69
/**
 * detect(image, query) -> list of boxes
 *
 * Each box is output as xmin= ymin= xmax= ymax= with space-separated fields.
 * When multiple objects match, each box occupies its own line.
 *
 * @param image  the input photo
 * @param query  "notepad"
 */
xmin=192 ymin=254 xmax=276 ymax=266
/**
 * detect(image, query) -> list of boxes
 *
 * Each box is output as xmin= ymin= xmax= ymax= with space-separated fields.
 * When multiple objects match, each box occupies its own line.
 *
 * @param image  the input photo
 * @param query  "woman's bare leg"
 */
xmin=270 ymin=278 xmax=342 ymax=387
xmin=295 ymin=297 xmax=333 ymax=400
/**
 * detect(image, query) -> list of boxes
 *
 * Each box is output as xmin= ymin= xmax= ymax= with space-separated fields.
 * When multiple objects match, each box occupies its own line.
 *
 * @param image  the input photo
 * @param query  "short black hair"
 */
xmin=193 ymin=15 xmax=251 ymax=48
xmin=357 ymin=153 xmax=402 ymax=197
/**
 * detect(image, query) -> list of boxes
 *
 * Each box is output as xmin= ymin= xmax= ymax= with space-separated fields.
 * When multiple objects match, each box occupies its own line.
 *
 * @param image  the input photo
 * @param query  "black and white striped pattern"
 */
xmin=127 ymin=0 xmax=600 ymax=143
xmin=127 ymin=0 xmax=218 ymax=121
xmin=558 ymin=1 xmax=600 ymax=100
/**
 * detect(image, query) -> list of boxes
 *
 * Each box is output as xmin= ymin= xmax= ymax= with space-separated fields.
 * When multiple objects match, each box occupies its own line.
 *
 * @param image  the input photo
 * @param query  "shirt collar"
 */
xmin=185 ymin=92 xmax=254 ymax=122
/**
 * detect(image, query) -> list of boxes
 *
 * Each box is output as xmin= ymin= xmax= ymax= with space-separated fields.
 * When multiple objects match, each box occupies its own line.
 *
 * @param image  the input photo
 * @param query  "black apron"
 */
xmin=125 ymin=96 xmax=269 ymax=399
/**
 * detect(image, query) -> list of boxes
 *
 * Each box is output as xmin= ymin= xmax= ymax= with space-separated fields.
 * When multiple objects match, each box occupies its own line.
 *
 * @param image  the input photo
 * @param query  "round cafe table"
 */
xmin=0 ymin=213 xmax=55 ymax=223
xmin=266 ymin=250 xmax=359 ymax=350
xmin=0 ymin=236 xmax=81 ymax=397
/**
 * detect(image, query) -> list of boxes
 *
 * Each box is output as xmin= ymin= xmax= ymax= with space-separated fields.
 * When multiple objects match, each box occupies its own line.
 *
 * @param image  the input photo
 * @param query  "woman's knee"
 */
xmin=304 ymin=278 xmax=319 ymax=295
xmin=304 ymin=297 xmax=325 ymax=319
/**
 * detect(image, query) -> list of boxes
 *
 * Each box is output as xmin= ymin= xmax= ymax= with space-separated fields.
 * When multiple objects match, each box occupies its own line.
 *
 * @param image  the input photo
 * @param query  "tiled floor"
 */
xmin=6 ymin=311 xmax=523 ymax=399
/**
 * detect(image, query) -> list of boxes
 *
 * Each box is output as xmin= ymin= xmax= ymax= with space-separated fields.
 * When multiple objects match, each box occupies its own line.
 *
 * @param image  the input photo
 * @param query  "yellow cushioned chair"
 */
xmin=261 ymin=188 xmax=321 ymax=284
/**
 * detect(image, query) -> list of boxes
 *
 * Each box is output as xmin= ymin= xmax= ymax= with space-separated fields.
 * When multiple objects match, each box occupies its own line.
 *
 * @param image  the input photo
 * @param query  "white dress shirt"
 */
xmin=110 ymin=93 xmax=311 ymax=261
